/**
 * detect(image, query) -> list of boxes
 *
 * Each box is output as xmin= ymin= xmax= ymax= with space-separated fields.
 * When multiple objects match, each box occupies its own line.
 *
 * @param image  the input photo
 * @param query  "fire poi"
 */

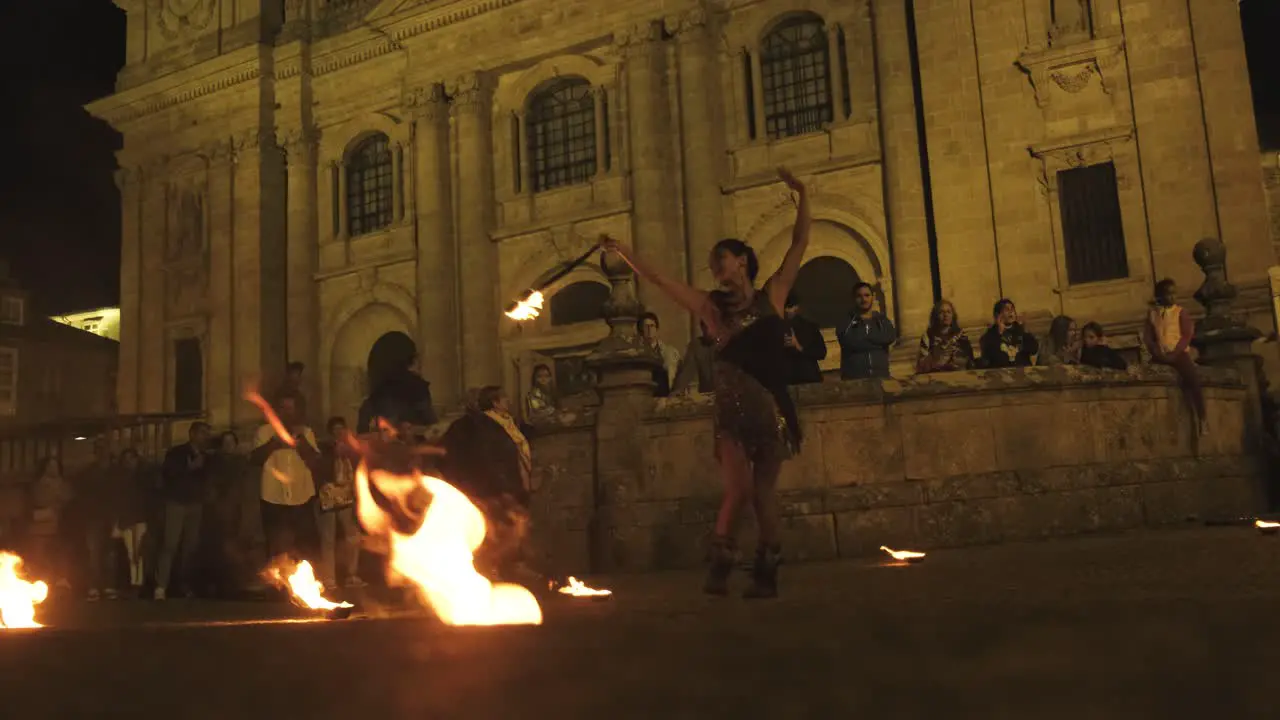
xmin=504 ymin=241 xmax=602 ymax=321
xmin=266 ymin=559 xmax=354 ymax=618
xmin=0 ymin=552 xmax=49 ymax=629
xmin=557 ymin=576 xmax=613 ymax=600
xmin=880 ymin=546 xmax=926 ymax=564
xmin=1256 ymin=519 xmax=1279 ymax=535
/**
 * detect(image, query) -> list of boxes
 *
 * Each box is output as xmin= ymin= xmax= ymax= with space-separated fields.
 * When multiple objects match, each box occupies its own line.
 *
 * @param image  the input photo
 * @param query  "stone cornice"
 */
xmin=87 ymin=48 xmax=263 ymax=128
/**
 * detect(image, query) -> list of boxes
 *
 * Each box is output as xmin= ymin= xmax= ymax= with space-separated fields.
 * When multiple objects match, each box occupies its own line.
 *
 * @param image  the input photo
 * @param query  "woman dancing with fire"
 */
xmin=601 ymin=167 xmax=809 ymax=598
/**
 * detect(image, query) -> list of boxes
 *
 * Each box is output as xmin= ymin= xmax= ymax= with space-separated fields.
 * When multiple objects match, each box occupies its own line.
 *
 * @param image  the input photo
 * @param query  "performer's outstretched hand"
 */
xmin=777 ymin=166 xmax=805 ymax=193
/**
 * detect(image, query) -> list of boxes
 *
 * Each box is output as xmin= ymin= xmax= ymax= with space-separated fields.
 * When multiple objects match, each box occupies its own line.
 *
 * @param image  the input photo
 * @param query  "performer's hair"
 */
xmin=712 ymin=238 xmax=759 ymax=282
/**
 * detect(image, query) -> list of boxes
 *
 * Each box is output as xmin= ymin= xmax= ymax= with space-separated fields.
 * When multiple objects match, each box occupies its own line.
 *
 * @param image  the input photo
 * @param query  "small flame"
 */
xmin=880 ymin=546 xmax=926 ymax=562
xmin=0 ymin=552 xmax=49 ymax=629
xmin=1256 ymin=520 xmax=1279 ymax=529
xmin=245 ymin=390 xmax=297 ymax=447
xmin=266 ymin=559 xmax=353 ymax=611
xmin=504 ymin=291 xmax=544 ymax=321
xmin=557 ymin=576 xmax=612 ymax=598
xmin=356 ymin=465 xmax=542 ymax=626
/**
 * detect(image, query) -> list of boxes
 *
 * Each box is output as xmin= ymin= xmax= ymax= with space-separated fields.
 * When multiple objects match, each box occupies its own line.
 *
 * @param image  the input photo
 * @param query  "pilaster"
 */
xmin=280 ymin=125 xmax=322 ymax=421
xmin=138 ymin=155 xmax=169 ymax=414
xmin=114 ymin=164 xmax=143 ymax=415
xmin=203 ymin=138 xmax=237 ymax=427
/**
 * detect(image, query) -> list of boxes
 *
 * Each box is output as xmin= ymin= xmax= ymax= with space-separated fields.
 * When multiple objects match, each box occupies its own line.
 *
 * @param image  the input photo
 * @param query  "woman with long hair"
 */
xmin=1040 ymin=315 xmax=1080 ymax=366
xmin=916 ymin=300 xmax=974 ymax=373
xmin=600 ymin=167 xmax=810 ymax=599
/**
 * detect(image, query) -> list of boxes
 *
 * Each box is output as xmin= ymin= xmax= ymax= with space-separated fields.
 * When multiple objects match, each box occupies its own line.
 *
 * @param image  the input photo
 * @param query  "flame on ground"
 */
xmin=504 ymin=291 xmax=544 ymax=321
xmin=0 ymin=552 xmax=49 ymax=629
xmin=357 ymin=465 xmax=542 ymax=626
xmin=1256 ymin=519 xmax=1280 ymax=529
xmin=557 ymin=576 xmax=612 ymax=598
xmin=880 ymin=546 xmax=926 ymax=562
xmin=266 ymin=559 xmax=353 ymax=611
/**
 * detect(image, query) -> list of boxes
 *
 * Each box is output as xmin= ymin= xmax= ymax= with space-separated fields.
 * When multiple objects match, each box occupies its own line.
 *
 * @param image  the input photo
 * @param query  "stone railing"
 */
xmin=528 ymin=365 xmax=1263 ymax=573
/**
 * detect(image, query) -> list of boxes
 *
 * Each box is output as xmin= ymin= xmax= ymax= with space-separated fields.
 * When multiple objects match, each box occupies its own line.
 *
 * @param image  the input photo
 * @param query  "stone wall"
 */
xmin=529 ymin=366 xmax=1264 ymax=573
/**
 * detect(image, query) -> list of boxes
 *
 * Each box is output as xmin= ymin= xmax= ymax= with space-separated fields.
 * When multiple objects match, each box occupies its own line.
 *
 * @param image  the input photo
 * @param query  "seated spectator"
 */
xmin=1039 ymin=315 xmax=1080 ymax=366
xmin=639 ymin=312 xmax=682 ymax=397
xmin=524 ymin=364 xmax=558 ymax=423
xmin=978 ymin=299 xmax=1038 ymax=368
xmin=783 ymin=292 xmax=827 ymax=385
xmin=1142 ymin=278 xmax=1206 ymax=434
xmin=673 ymin=321 xmax=716 ymax=394
xmin=1079 ymin=322 xmax=1128 ymax=370
xmin=916 ymin=299 xmax=974 ymax=373
xmin=838 ymin=282 xmax=896 ymax=380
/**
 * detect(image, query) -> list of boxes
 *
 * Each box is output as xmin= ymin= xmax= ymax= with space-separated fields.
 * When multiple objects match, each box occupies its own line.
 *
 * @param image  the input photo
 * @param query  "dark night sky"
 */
xmin=0 ymin=1 xmax=1275 ymax=316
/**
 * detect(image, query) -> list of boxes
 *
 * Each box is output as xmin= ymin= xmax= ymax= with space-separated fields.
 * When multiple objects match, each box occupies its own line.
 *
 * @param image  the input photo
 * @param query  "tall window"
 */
xmin=0 ymin=347 xmax=17 ymax=415
xmin=760 ymin=15 xmax=834 ymax=140
xmin=346 ymin=134 xmax=394 ymax=237
xmin=794 ymin=257 xmax=861 ymax=329
xmin=173 ymin=337 xmax=203 ymax=414
xmin=527 ymin=79 xmax=598 ymax=193
xmin=0 ymin=295 xmax=23 ymax=325
xmin=1057 ymin=161 xmax=1129 ymax=284
xmin=549 ymin=281 xmax=611 ymax=326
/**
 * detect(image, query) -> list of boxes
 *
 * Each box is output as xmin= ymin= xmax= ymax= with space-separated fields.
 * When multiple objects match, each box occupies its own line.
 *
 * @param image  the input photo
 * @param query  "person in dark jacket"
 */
xmin=155 ymin=422 xmax=212 ymax=599
xmin=1079 ymin=322 xmax=1128 ymax=370
xmin=357 ymin=353 xmax=438 ymax=434
xmin=837 ymin=282 xmax=896 ymax=380
xmin=672 ymin=320 xmax=716 ymax=394
xmin=111 ymin=448 xmax=153 ymax=597
xmin=783 ymin=292 xmax=827 ymax=384
xmin=978 ymin=298 xmax=1039 ymax=368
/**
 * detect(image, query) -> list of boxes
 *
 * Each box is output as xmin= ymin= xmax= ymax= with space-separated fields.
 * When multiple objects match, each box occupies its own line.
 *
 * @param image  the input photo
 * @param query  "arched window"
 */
xmin=793 ymin=256 xmax=860 ymax=329
xmin=549 ymin=281 xmax=610 ymax=326
xmin=760 ymin=15 xmax=834 ymax=140
xmin=346 ymin=133 xmax=394 ymax=237
xmin=527 ymin=78 xmax=599 ymax=193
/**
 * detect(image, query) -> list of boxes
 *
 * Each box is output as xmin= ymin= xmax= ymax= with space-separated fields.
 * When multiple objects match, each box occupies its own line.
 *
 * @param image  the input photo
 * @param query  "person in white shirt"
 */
xmin=249 ymin=396 xmax=321 ymax=564
xmin=639 ymin=311 xmax=682 ymax=396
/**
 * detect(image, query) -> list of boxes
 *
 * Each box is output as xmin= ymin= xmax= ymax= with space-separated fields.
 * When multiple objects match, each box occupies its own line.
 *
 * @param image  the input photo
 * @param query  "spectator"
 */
xmin=28 ymin=456 xmax=73 ymax=593
xmin=251 ymin=396 xmax=321 ymax=568
xmin=79 ymin=438 xmax=116 ymax=601
xmin=110 ymin=448 xmax=151 ymax=598
xmin=1040 ymin=315 xmax=1080 ymax=366
xmin=782 ymin=292 xmax=827 ymax=385
xmin=639 ymin=312 xmax=683 ymax=396
xmin=915 ymin=299 xmax=974 ymax=373
xmin=156 ymin=422 xmax=212 ymax=599
xmin=978 ymin=299 xmax=1038 ymax=368
xmin=356 ymin=353 xmax=437 ymax=434
xmin=524 ymin=363 xmax=558 ymax=423
xmin=206 ymin=431 xmax=249 ymax=597
xmin=672 ymin=321 xmax=716 ymax=394
xmin=1143 ymin=278 xmax=1206 ymax=434
xmin=1079 ymin=322 xmax=1128 ymax=370
xmin=837 ymin=282 xmax=896 ymax=380
xmin=316 ymin=417 xmax=365 ymax=589
xmin=278 ymin=361 xmax=309 ymax=423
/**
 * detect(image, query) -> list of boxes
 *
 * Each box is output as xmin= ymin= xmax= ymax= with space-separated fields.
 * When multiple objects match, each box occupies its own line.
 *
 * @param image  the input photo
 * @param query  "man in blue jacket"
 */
xmin=837 ymin=282 xmax=896 ymax=379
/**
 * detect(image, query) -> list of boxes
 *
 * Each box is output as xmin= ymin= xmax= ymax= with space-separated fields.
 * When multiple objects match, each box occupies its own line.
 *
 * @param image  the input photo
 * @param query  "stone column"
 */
xmin=1191 ymin=237 xmax=1265 ymax=452
xmin=336 ymin=162 xmax=349 ymax=240
xmin=872 ymin=0 xmax=935 ymax=337
xmin=138 ymin=157 xmax=168 ymax=413
xmin=667 ymin=6 xmax=724 ymax=298
xmin=515 ymin=111 xmax=531 ymax=193
xmin=114 ymin=165 xmax=142 ymax=415
xmin=450 ymin=73 xmax=502 ymax=390
xmin=392 ymin=142 xmax=404 ymax=221
xmin=617 ymin=20 xmax=689 ymax=346
xmin=204 ymin=140 xmax=237 ymax=427
xmin=592 ymin=87 xmax=608 ymax=179
xmin=407 ymin=82 xmax=461 ymax=409
xmin=847 ymin=3 xmax=878 ymax=122
xmin=281 ymin=126 xmax=321 ymax=417
xmin=585 ymin=250 xmax=664 ymax=572
xmin=827 ymin=21 xmax=847 ymax=121
xmin=749 ymin=51 xmax=767 ymax=139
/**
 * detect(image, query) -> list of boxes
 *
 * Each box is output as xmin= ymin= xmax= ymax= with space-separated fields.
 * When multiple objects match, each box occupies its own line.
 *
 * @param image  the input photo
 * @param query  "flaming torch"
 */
xmin=880 ymin=546 xmax=926 ymax=564
xmin=0 ymin=552 xmax=49 ymax=629
xmin=1256 ymin=519 xmax=1279 ymax=535
xmin=504 ymin=242 xmax=603 ymax=321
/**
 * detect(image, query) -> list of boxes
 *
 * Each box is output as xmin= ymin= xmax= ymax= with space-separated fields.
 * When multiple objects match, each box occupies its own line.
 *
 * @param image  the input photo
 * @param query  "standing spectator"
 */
xmin=206 ymin=431 xmax=249 ymax=597
xmin=251 ymin=396 xmax=321 ymax=566
xmin=524 ymin=363 xmax=558 ymax=423
xmin=782 ymin=292 xmax=827 ymax=385
xmin=110 ymin=448 xmax=151 ymax=598
xmin=1040 ymin=315 xmax=1081 ymax=366
xmin=278 ymin=361 xmax=309 ymax=423
xmin=28 ymin=456 xmax=74 ymax=593
xmin=837 ymin=282 xmax=896 ymax=380
xmin=1079 ymin=322 xmax=1128 ymax=370
xmin=916 ymin=300 xmax=974 ymax=373
xmin=639 ymin=312 xmax=683 ymax=396
xmin=79 ymin=438 xmax=117 ymax=601
xmin=672 ymin=321 xmax=716 ymax=394
xmin=356 ymin=353 xmax=437 ymax=434
xmin=1143 ymin=278 xmax=1206 ymax=434
xmin=155 ymin=422 xmax=212 ymax=599
xmin=316 ymin=417 xmax=365 ymax=589
xmin=978 ymin=299 xmax=1039 ymax=368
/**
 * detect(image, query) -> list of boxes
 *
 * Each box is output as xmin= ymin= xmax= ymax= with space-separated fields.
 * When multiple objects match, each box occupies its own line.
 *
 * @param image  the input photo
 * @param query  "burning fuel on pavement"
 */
xmin=880 ymin=546 xmax=927 ymax=564
xmin=0 ymin=552 xmax=49 ymax=629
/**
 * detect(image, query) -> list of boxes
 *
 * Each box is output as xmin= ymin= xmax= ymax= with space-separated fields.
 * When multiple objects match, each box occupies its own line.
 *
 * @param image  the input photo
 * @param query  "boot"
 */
xmin=742 ymin=546 xmax=781 ymax=599
xmin=703 ymin=537 xmax=735 ymax=596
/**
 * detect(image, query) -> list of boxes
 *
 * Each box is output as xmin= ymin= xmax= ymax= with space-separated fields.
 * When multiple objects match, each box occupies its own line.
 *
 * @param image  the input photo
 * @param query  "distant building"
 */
xmin=51 ymin=306 xmax=121 ymax=341
xmin=0 ymin=261 xmax=118 ymax=426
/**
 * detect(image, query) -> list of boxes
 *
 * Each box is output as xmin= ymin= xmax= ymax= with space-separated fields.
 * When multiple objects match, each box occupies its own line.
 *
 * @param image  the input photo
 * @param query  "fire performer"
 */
xmin=599 ymin=166 xmax=809 ymax=599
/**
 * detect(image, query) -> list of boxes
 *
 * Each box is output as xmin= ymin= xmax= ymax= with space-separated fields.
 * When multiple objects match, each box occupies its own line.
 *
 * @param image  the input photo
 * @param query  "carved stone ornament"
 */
xmin=663 ymin=7 xmax=708 ymax=38
xmin=448 ymin=73 xmax=493 ymax=113
xmin=404 ymin=82 xmax=449 ymax=120
xmin=165 ymin=262 xmax=209 ymax=318
xmin=167 ymin=182 xmax=206 ymax=260
xmin=1015 ymin=36 xmax=1124 ymax=109
xmin=1050 ymin=63 xmax=1095 ymax=93
xmin=153 ymin=0 xmax=217 ymax=40
xmin=276 ymin=126 xmax=320 ymax=163
xmin=613 ymin=20 xmax=663 ymax=55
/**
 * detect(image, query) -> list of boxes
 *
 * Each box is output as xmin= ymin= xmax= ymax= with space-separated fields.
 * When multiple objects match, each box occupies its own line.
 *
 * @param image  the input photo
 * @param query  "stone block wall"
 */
xmin=530 ymin=366 xmax=1264 ymax=573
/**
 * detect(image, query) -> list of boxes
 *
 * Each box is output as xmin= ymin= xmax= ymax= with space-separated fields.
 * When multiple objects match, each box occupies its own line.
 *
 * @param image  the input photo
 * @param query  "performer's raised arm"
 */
xmin=765 ymin=167 xmax=811 ymax=315
xmin=598 ymin=234 xmax=718 ymax=332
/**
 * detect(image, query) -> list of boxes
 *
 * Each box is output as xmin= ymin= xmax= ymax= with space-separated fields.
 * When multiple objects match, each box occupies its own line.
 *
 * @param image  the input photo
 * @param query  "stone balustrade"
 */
xmin=527 ymin=365 xmax=1264 ymax=573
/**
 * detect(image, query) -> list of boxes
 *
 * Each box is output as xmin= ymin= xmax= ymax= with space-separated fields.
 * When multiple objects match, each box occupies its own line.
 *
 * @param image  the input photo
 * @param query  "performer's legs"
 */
xmin=743 ymin=453 xmax=783 ymax=600
xmin=706 ymin=437 xmax=751 ymax=596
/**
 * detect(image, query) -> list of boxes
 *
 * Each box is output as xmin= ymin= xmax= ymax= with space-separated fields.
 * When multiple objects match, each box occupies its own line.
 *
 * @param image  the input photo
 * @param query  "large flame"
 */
xmin=0 ymin=552 xmax=49 ymax=629
xmin=266 ymin=559 xmax=353 ymax=611
xmin=504 ymin=291 xmax=544 ymax=321
xmin=356 ymin=465 xmax=542 ymax=626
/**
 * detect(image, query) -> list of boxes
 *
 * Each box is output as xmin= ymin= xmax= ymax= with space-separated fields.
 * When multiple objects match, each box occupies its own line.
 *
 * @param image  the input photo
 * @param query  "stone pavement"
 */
xmin=2 ymin=526 xmax=1280 ymax=719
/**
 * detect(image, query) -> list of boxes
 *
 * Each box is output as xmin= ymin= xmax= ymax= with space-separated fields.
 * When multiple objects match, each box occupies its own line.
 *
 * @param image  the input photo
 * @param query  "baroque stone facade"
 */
xmin=88 ymin=0 xmax=1274 ymax=429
